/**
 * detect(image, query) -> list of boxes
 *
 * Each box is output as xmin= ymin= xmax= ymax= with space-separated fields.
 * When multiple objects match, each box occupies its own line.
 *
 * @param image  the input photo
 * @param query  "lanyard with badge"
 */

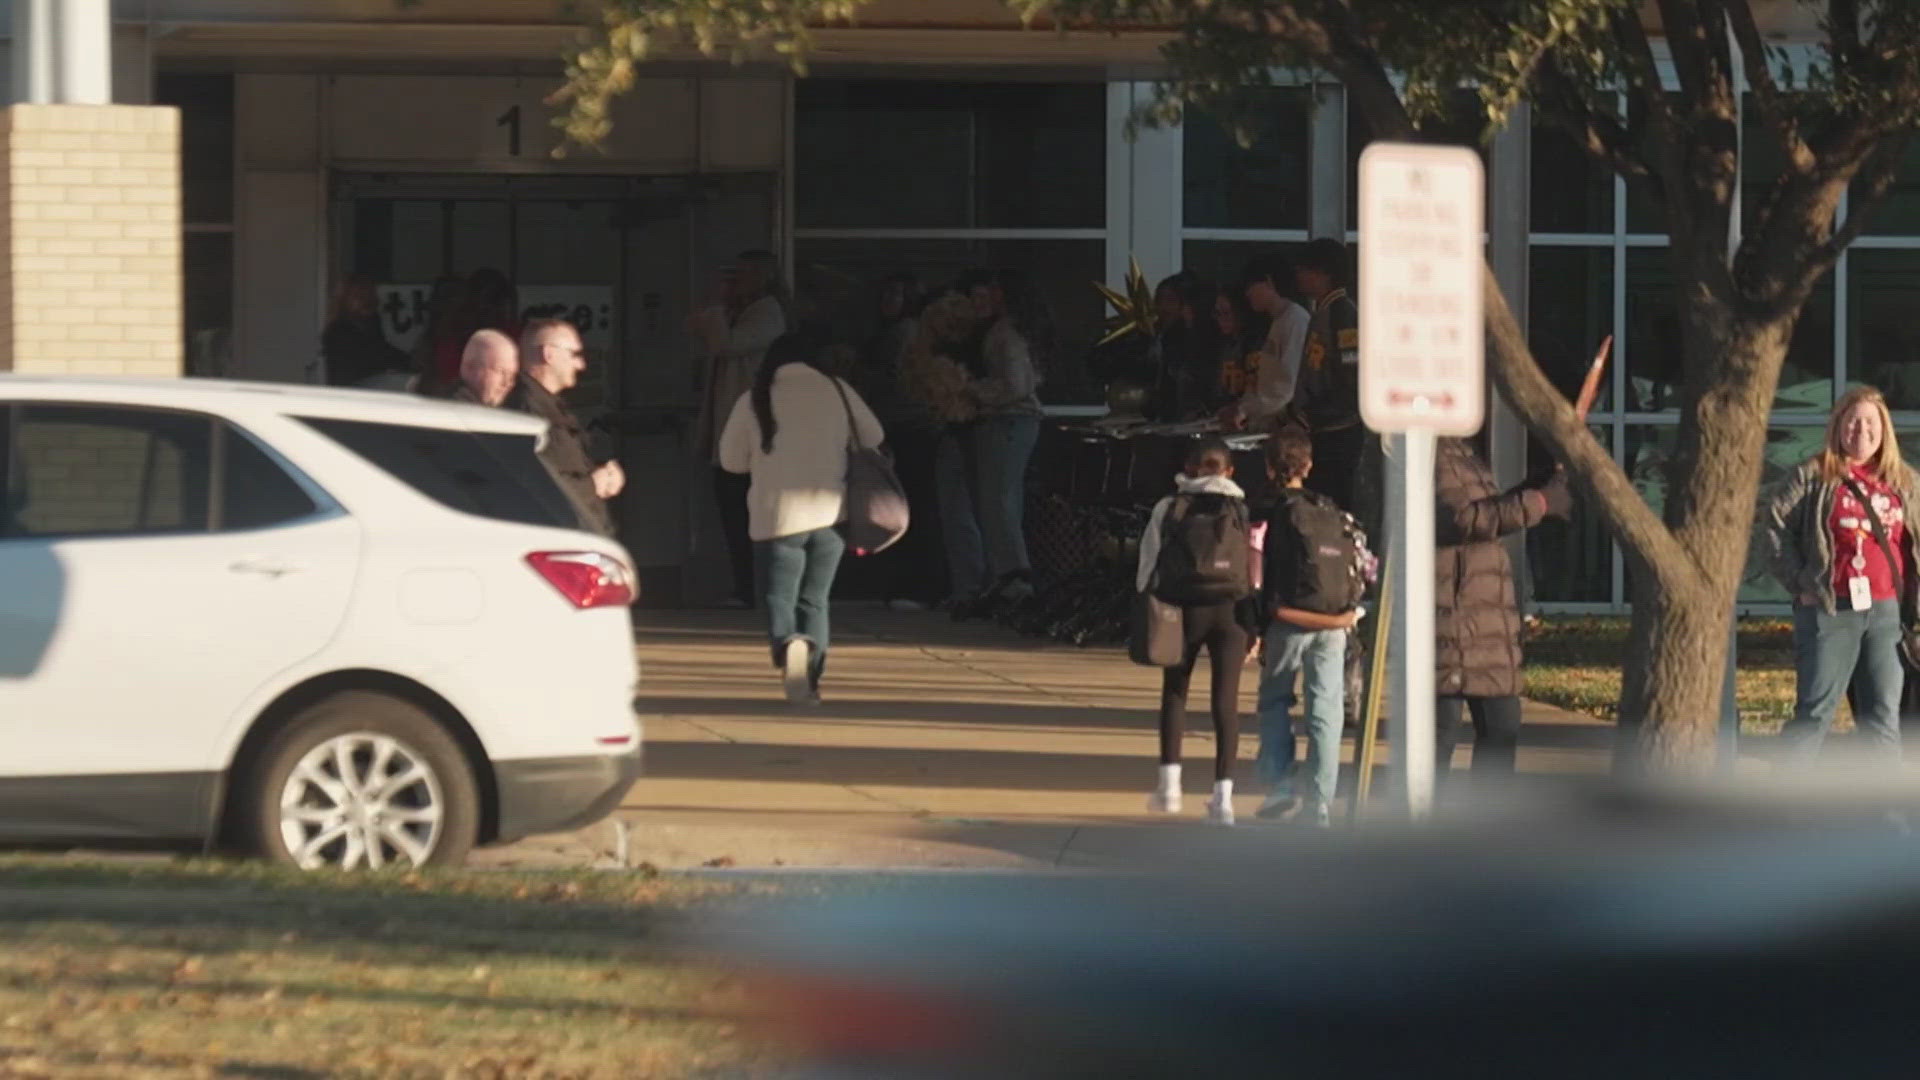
xmin=1843 ymin=476 xmax=1898 ymax=612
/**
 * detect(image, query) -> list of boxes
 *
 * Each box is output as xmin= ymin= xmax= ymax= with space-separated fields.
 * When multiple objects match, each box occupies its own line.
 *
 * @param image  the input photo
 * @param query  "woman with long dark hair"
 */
xmin=717 ymin=330 xmax=885 ymax=705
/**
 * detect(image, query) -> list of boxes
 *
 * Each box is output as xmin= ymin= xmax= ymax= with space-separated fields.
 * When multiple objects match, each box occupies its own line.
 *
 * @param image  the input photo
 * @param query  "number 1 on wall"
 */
xmin=496 ymin=104 xmax=522 ymax=157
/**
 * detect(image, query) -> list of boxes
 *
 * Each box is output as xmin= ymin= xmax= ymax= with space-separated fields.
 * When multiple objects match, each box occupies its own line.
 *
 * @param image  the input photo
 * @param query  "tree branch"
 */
xmin=1533 ymin=56 xmax=1655 ymax=182
xmin=1612 ymin=2 xmax=1675 ymax=130
xmin=1725 ymin=0 xmax=1815 ymax=174
xmin=1480 ymin=263 xmax=1694 ymax=587
xmin=1829 ymin=0 xmax=1862 ymax=69
xmin=1811 ymin=132 xmax=1915 ymax=274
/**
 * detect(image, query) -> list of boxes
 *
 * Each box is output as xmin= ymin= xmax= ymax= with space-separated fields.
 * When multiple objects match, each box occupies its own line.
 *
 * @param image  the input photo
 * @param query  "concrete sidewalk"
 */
xmin=475 ymin=607 xmax=1615 ymax=872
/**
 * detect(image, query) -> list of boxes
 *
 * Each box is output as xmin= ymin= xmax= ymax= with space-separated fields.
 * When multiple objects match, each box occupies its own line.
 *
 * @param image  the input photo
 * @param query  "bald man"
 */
xmin=454 ymin=329 xmax=519 ymax=407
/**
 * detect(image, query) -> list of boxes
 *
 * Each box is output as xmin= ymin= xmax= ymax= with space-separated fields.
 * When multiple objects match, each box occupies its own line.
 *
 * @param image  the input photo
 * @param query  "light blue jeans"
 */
xmin=753 ymin=526 xmax=846 ymax=688
xmin=1255 ymin=623 xmax=1349 ymax=807
xmin=972 ymin=414 xmax=1040 ymax=580
xmin=1780 ymin=598 xmax=1904 ymax=767
xmin=934 ymin=428 xmax=987 ymax=599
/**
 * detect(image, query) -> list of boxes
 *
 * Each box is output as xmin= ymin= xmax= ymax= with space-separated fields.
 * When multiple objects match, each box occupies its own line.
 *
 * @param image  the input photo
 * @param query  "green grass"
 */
xmin=0 ymin=857 xmax=787 ymax=1079
xmin=1523 ymin=616 xmax=1826 ymax=734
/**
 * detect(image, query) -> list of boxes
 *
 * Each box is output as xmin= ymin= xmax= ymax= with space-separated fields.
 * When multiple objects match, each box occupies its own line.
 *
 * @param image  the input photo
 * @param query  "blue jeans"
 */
xmin=1780 ymin=598 xmax=1904 ymax=766
xmin=1255 ymin=623 xmax=1349 ymax=806
xmin=972 ymin=415 xmax=1039 ymax=580
xmin=754 ymin=526 xmax=846 ymax=687
xmin=934 ymin=428 xmax=986 ymax=599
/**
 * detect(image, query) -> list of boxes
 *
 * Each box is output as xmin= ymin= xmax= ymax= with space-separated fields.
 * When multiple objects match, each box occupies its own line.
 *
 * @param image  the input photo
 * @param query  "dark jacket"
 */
xmin=507 ymin=375 xmax=615 ymax=538
xmin=1758 ymin=458 xmax=1920 ymax=615
xmin=1434 ymin=437 xmax=1554 ymax=699
xmin=322 ymin=316 xmax=410 ymax=388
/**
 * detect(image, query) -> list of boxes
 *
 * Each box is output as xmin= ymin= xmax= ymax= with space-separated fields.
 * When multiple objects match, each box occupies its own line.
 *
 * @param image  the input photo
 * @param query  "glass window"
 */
xmin=5 ymin=406 xmax=212 ymax=538
xmin=155 ymin=74 xmax=233 ymax=227
xmin=1183 ymin=87 xmax=1312 ymax=230
xmin=1625 ymin=248 xmax=1833 ymax=412
xmin=220 ymin=426 xmax=319 ymax=531
xmin=1527 ymin=425 xmax=1613 ymax=603
xmin=1527 ymin=247 xmax=1615 ymax=413
xmin=1531 ymin=121 xmax=1613 ymax=233
xmin=1627 ymin=423 xmax=1824 ymax=602
xmin=350 ymin=199 xmax=447 ymax=283
xmin=449 ymin=200 xmax=511 ymax=282
xmin=185 ymin=233 xmax=233 ymax=379
xmin=1348 ymin=89 xmax=1487 ymax=230
xmin=796 ymin=81 xmax=1105 ymax=229
xmin=1857 ymin=136 xmax=1920 ymax=235
xmin=792 ymin=237 xmax=1107 ymax=404
xmin=1180 ymin=239 xmax=1295 ymax=300
xmin=1846 ymin=248 xmax=1920 ymax=411
xmin=973 ymin=84 xmax=1106 ymax=228
xmin=297 ymin=419 xmax=580 ymax=529
xmin=1623 ymin=94 xmax=1685 ymax=235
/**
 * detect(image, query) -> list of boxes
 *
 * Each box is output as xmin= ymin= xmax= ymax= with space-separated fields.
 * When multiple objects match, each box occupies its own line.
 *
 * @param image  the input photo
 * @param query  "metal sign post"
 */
xmin=1358 ymin=143 xmax=1486 ymax=821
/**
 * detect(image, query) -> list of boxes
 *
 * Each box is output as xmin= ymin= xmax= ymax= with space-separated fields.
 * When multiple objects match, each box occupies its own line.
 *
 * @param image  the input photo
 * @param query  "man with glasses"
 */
xmin=512 ymin=318 xmax=624 ymax=537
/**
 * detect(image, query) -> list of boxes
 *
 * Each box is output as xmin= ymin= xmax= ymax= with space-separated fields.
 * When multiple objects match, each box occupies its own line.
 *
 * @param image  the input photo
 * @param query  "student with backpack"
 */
xmin=1253 ymin=429 xmax=1374 ymax=827
xmin=1135 ymin=439 xmax=1260 ymax=825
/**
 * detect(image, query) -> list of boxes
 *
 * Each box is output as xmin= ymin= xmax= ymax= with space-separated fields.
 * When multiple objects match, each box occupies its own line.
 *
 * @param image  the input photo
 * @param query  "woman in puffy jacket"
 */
xmin=1431 ymin=438 xmax=1570 ymax=781
xmin=1758 ymin=385 xmax=1920 ymax=767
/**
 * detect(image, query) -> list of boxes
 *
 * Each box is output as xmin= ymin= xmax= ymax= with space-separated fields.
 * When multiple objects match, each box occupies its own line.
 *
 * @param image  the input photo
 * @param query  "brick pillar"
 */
xmin=0 ymin=104 xmax=182 ymax=376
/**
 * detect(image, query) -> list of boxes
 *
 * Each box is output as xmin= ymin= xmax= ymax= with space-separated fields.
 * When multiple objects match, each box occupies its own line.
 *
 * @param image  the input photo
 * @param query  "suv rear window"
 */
xmin=296 ymin=417 xmax=583 ymax=529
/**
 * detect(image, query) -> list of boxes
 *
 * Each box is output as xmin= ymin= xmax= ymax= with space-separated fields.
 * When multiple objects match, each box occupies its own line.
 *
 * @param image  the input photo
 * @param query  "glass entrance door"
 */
xmin=332 ymin=173 xmax=777 ymax=603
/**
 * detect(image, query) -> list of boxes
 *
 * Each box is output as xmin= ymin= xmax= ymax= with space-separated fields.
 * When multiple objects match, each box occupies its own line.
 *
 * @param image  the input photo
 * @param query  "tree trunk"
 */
xmin=1613 ymin=314 xmax=1794 ymax=774
xmin=1615 ymin=565 xmax=1735 ymax=775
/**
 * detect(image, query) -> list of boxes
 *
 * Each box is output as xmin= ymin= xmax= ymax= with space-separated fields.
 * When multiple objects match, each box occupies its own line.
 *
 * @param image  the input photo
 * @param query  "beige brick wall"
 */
xmin=0 ymin=104 xmax=183 ymax=377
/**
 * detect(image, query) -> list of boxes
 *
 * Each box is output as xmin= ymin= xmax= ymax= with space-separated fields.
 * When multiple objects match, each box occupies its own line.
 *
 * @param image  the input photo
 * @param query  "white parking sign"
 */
xmin=1357 ymin=142 xmax=1485 ymax=436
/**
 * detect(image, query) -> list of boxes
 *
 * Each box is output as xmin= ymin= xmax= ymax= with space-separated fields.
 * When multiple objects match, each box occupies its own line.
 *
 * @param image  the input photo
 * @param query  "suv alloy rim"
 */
xmin=278 ymin=733 xmax=446 ymax=869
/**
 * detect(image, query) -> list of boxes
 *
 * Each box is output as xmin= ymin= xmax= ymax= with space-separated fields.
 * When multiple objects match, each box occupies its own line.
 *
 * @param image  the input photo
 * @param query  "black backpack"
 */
xmin=1154 ymin=493 xmax=1252 ymax=604
xmin=1267 ymin=489 xmax=1365 ymax=615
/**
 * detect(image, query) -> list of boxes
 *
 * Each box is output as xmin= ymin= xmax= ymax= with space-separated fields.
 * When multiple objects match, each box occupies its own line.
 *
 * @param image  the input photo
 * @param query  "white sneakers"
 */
xmin=1147 ymin=769 xmax=1236 ymax=826
xmin=782 ymin=638 xmax=812 ymax=705
xmin=1148 ymin=763 xmax=1182 ymax=814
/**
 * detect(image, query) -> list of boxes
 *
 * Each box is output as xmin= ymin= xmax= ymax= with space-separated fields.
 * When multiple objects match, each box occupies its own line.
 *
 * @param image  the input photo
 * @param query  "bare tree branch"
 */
xmin=1534 ymin=56 xmax=1655 ymax=181
xmin=1725 ymin=0 xmax=1815 ymax=174
xmin=1830 ymin=0 xmax=1862 ymax=68
xmin=1612 ymin=1 xmax=1676 ymax=130
xmin=1480 ymin=263 xmax=1693 ymax=581
xmin=1811 ymin=132 xmax=1915 ymax=275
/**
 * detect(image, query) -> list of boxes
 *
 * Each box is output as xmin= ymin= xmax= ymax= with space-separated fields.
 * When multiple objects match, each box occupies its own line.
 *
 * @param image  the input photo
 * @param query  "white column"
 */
xmin=1309 ymin=82 xmax=1347 ymax=239
xmin=1106 ymin=81 xmax=1181 ymax=288
xmin=13 ymin=0 xmax=110 ymax=105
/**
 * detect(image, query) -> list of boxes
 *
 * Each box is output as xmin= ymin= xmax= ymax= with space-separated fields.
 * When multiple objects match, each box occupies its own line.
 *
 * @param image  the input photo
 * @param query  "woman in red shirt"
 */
xmin=1760 ymin=386 xmax=1920 ymax=766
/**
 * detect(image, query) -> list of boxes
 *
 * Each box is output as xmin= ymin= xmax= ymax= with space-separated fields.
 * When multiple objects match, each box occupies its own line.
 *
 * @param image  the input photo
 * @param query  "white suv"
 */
xmin=0 ymin=377 xmax=642 ymax=869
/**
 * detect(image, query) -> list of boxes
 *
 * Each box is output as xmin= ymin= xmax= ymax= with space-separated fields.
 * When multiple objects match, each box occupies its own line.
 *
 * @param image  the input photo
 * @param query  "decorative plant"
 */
xmin=1093 ymin=256 xmax=1158 ymax=349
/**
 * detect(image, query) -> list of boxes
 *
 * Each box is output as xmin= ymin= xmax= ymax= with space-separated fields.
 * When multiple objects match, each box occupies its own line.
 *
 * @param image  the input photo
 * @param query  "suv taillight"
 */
xmin=527 ymin=552 xmax=636 ymax=609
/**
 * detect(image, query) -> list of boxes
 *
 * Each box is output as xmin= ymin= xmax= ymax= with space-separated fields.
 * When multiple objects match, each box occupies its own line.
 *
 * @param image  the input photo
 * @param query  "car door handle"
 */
xmin=230 ymin=558 xmax=304 ymax=578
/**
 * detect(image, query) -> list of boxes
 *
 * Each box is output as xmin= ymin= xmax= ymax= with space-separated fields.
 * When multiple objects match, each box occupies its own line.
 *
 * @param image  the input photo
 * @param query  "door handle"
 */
xmin=230 ymin=558 xmax=304 ymax=579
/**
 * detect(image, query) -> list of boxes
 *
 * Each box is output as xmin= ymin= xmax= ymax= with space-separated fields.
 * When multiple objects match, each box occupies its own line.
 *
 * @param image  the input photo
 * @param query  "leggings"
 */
xmin=1436 ymin=694 xmax=1524 ymax=778
xmin=1159 ymin=600 xmax=1252 ymax=782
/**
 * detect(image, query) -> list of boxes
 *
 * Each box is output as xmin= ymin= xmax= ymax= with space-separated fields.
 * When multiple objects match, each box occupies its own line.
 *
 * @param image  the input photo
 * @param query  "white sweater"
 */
xmin=717 ymin=364 xmax=886 ymax=541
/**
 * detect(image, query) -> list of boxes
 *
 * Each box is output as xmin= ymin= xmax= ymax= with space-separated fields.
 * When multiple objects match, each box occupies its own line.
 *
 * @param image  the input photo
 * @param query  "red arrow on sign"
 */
xmin=1384 ymin=391 xmax=1459 ymax=408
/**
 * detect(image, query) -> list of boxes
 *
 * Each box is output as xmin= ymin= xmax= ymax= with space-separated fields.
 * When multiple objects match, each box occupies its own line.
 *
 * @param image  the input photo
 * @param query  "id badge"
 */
xmin=1849 ymin=576 xmax=1874 ymax=612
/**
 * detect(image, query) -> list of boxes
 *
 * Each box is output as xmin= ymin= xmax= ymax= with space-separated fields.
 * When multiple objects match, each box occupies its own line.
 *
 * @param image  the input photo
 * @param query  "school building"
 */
xmin=2 ymin=0 xmax=1915 ymax=610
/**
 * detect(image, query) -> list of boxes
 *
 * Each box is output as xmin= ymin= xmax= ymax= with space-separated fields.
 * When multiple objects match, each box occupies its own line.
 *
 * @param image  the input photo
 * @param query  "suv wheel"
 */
xmin=240 ymin=692 xmax=479 ymax=870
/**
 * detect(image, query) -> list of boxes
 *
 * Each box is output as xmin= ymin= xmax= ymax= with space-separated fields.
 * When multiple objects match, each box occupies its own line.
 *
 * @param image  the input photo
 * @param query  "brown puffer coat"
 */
xmin=1434 ymin=437 xmax=1550 ymax=699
